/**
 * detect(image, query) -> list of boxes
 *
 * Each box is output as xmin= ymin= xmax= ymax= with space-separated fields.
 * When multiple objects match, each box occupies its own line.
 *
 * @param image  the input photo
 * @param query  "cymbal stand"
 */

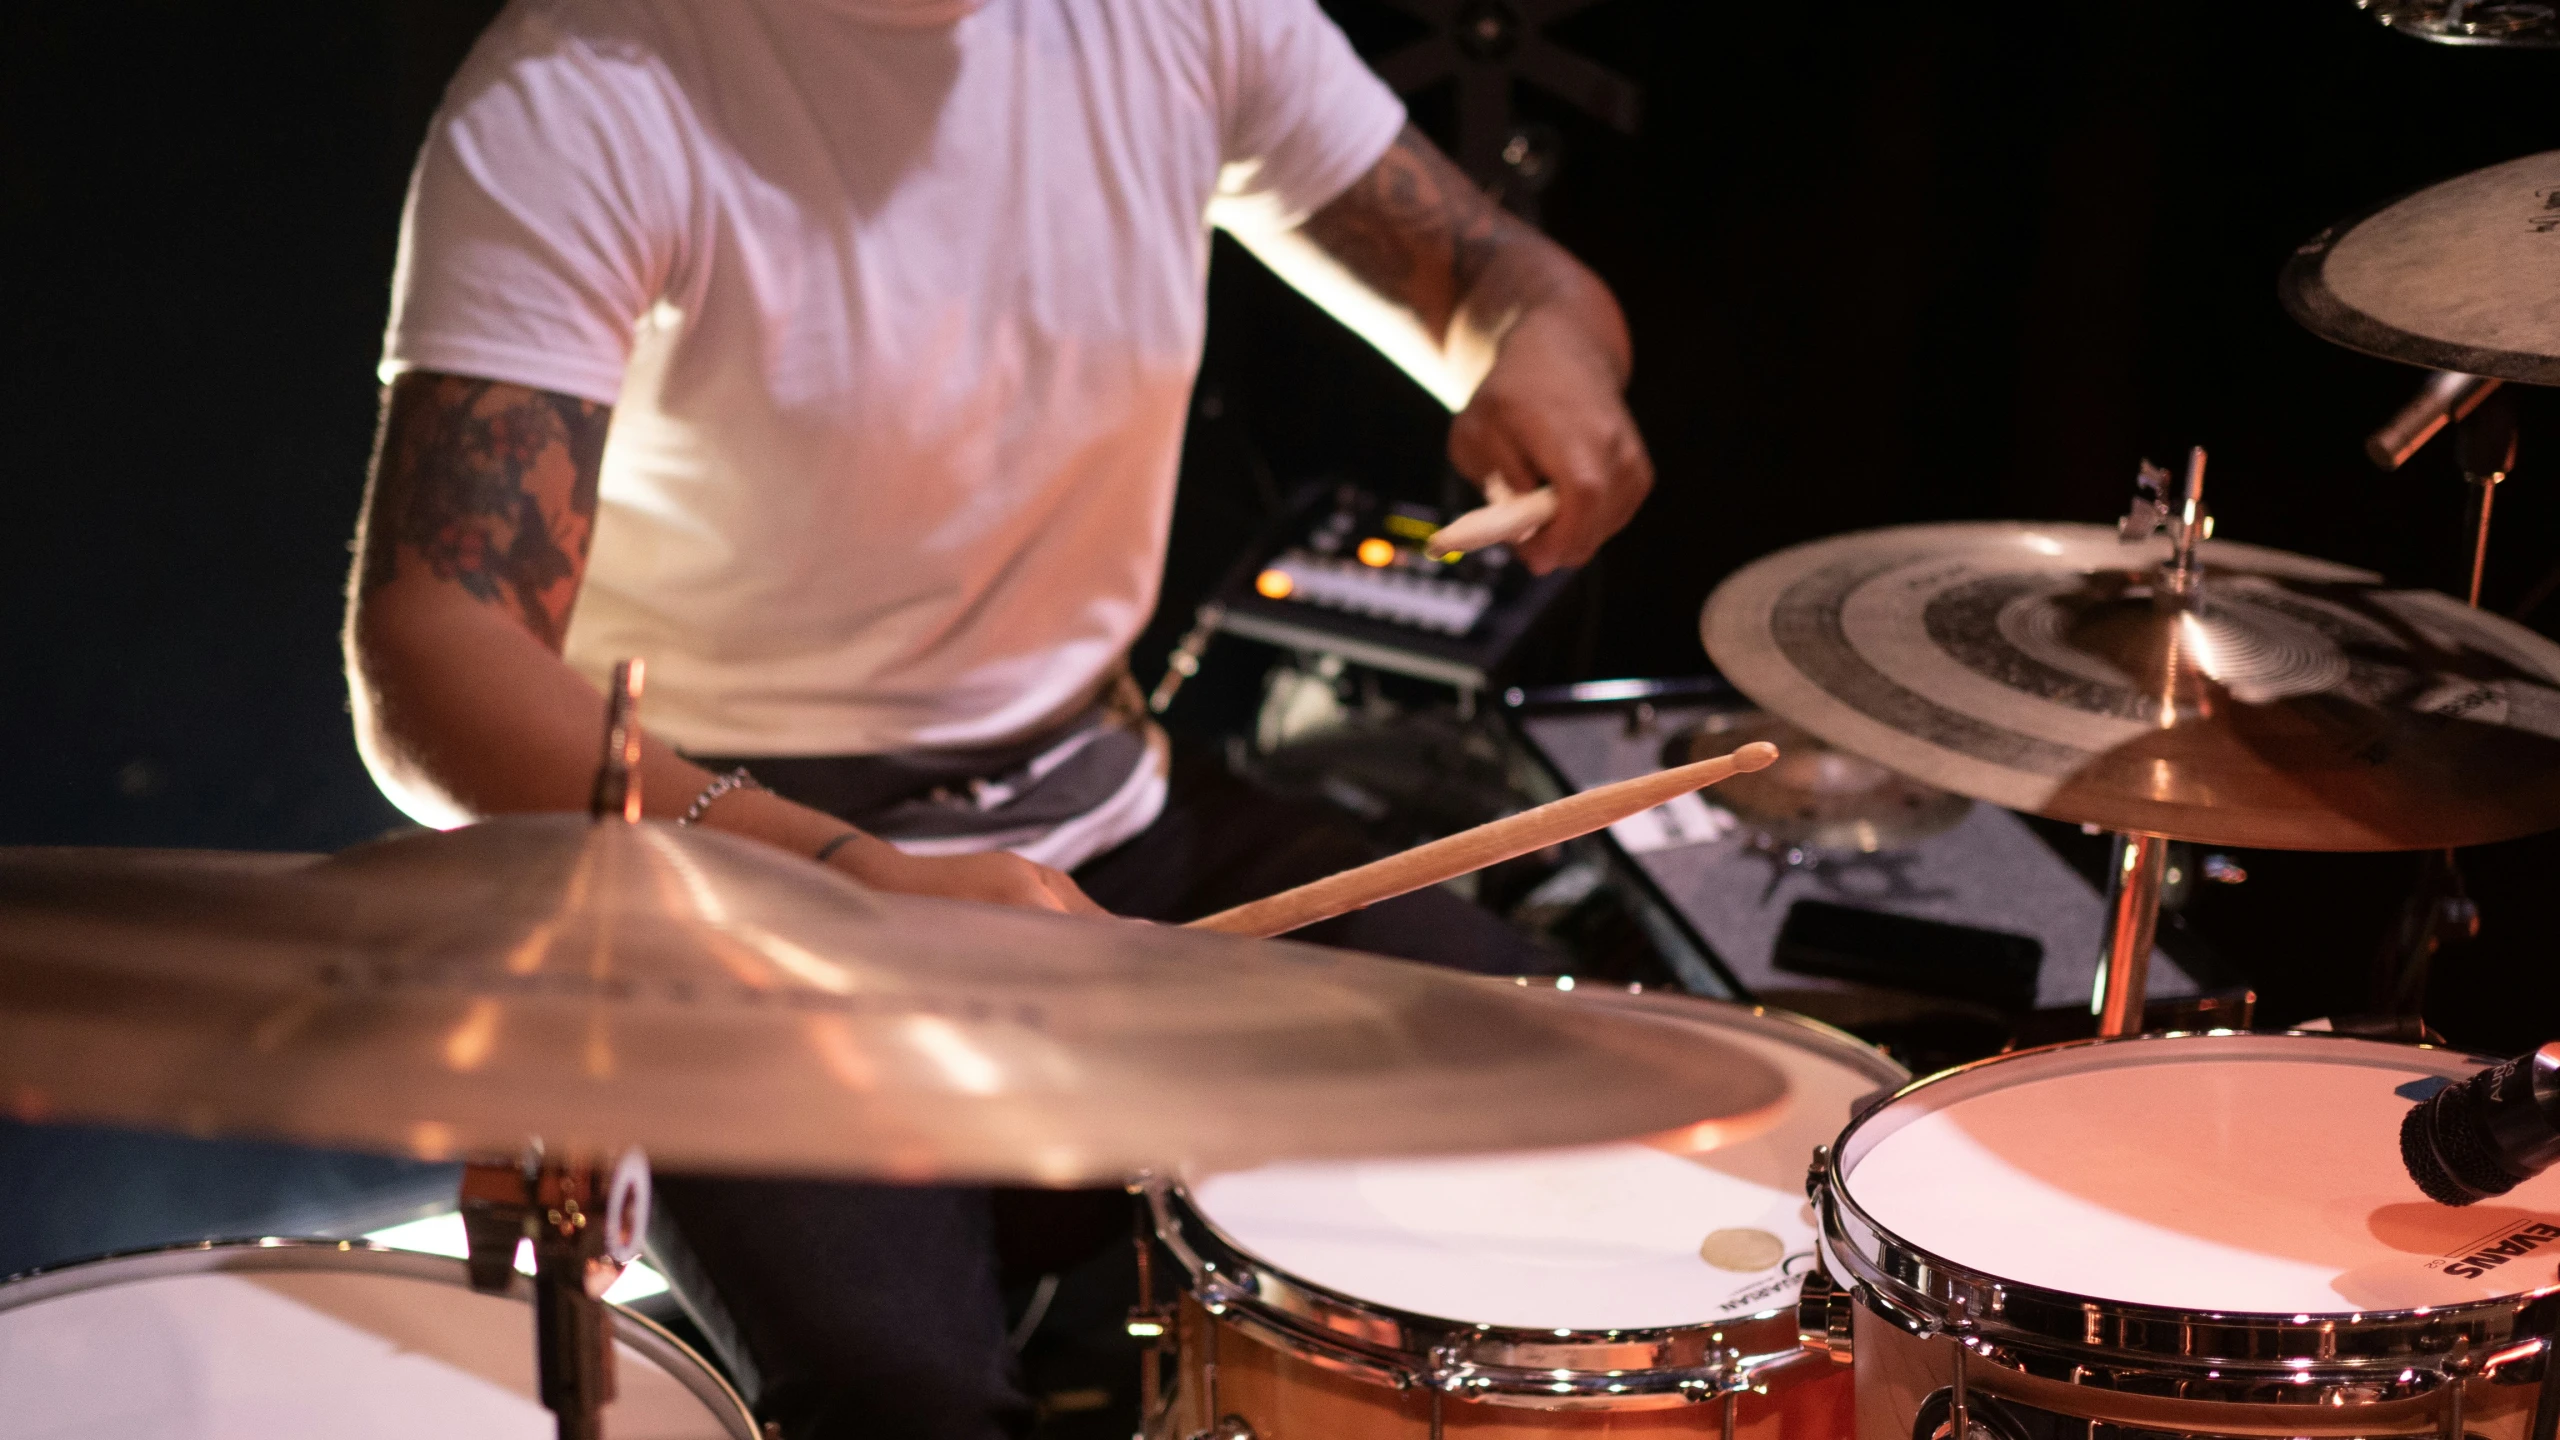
xmin=2093 ymin=449 xmax=2209 ymax=1036
xmin=461 ymin=1147 xmax=654 ymax=1440
xmin=2093 ymin=833 xmax=2169 ymax=1037
xmin=454 ymin=658 xmax=657 ymax=1440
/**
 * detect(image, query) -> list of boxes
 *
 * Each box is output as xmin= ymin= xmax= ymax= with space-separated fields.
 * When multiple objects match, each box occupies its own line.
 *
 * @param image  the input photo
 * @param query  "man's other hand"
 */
xmin=1448 ymin=306 xmax=1653 ymax=575
xmin=832 ymin=843 xmax=1107 ymax=917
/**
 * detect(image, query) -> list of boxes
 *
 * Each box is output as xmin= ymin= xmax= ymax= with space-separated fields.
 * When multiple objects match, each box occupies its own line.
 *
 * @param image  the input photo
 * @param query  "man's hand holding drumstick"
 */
xmin=1437 ymin=299 xmax=1652 ymax=574
xmin=1239 ymin=124 xmax=1653 ymax=577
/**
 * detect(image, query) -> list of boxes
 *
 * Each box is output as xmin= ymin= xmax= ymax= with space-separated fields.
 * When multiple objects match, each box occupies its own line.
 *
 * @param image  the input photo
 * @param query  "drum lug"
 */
xmin=1183 ymin=1418 xmax=1255 ymax=1440
xmin=1805 ymin=1144 xmax=1832 ymax=1200
xmin=1798 ymin=1266 xmax=1857 ymax=1362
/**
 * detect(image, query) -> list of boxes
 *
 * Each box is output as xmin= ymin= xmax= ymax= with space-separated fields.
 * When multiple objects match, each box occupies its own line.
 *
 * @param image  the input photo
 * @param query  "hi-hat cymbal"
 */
xmin=0 ymin=818 xmax=1788 ymax=1184
xmin=1702 ymin=522 xmax=2560 ymax=851
xmin=1665 ymin=713 xmax=1970 ymax=853
xmin=2281 ymin=150 xmax=2560 ymax=384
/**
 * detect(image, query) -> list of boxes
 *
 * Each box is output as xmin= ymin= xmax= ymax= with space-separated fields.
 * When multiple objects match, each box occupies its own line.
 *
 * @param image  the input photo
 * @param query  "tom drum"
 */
xmin=1153 ymin=981 xmax=1907 ymax=1438
xmin=1809 ymin=1031 xmax=2560 ymax=1440
xmin=0 ymin=1239 xmax=755 ymax=1440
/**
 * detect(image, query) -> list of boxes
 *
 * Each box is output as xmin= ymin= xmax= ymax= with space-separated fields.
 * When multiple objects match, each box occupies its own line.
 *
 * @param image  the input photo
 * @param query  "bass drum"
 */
xmin=0 ymin=1239 xmax=755 ymax=1439
xmin=1153 ymin=980 xmax=1906 ymax=1438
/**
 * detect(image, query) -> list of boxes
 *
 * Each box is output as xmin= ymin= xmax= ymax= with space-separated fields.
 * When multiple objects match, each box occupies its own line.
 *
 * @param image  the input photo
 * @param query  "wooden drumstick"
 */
xmin=1186 ymin=741 xmax=1779 ymax=938
xmin=1425 ymin=483 xmax=1560 ymax=556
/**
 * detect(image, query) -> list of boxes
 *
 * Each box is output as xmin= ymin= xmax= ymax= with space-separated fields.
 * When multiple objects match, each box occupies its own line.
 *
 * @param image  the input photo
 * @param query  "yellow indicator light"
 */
xmin=1356 ymin=537 xmax=1397 ymax=568
xmin=1254 ymin=568 xmax=1295 ymax=600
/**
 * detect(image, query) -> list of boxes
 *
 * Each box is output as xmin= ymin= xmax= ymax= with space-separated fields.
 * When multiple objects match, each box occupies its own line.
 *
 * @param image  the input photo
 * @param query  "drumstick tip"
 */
xmin=1731 ymin=740 xmax=1780 ymax=772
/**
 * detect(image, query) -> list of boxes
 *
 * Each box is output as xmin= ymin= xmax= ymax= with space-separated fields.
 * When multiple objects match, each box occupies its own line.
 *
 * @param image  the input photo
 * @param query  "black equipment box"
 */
xmin=1207 ymin=483 xmax=1577 ymax=691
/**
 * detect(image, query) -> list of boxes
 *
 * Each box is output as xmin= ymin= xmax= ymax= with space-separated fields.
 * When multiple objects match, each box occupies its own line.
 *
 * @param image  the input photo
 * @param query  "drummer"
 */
xmin=347 ymin=0 xmax=1650 ymax=1434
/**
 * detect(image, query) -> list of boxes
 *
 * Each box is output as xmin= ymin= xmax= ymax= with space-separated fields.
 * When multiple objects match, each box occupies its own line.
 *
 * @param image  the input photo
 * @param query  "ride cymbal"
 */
xmin=1702 ymin=522 xmax=2560 ymax=850
xmin=2282 ymin=149 xmax=2560 ymax=384
xmin=0 ymin=818 xmax=1788 ymax=1183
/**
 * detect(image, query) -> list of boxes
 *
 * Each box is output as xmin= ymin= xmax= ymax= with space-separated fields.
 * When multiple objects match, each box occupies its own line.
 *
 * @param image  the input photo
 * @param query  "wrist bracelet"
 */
xmin=677 ymin=767 xmax=767 ymax=827
xmin=813 ymin=831 xmax=861 ymax=865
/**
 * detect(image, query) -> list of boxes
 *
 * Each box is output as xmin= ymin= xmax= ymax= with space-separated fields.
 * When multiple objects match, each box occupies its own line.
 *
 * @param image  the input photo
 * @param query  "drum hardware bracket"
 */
xmin=459 ymin=1147 xmax=653 ymax=1440
xmin=1125 ymin=1183 xmax=1176 ymax=1436
xmin=1175 ymin=1304 xmax=1259 ymax=1440
xmin=2442 ymin=1341 xmax=2476 ymax=1440
xmin=1797 ymin=1266 xmax=1858 ymax=1363
xmin=2533 ymin=1334 xmax=2560 ymax=1440
xmin=1948 ymin=1294 xmax=1978 ymax=1440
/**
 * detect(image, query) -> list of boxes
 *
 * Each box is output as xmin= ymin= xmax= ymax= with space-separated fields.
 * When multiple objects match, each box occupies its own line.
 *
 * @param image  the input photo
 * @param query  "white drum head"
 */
xmin=0 ymin=1246 xmax=747 ymax=1440
xmin=1189 ymin=1001 xmax=1897 ymax=1332
xmin=1840 ymin=1035 xmax=2560 ymax=1315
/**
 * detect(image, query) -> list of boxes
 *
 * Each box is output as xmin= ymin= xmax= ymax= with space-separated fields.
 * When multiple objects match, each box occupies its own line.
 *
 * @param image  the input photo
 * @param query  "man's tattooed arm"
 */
xmin=1298 ymin=124 xmax=1557 ymax=348
xmin=355 ymin=373 xmax=609 ymax=652
xmin=338 ymin=370 xmax=1106 ymax=912
xmin=1257 ymin=123 xmax=1646 ymax=576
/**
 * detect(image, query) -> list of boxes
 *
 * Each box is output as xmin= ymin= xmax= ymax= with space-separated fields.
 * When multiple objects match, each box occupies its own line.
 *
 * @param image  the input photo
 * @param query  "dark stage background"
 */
xmin=5 ymin=0 xmax=2556 ymax=1047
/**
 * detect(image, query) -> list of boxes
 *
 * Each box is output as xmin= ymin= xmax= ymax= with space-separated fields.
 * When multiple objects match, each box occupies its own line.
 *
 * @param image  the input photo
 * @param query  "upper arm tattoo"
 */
xmin=357 ymin=373 xmax=610 ymax=651
xmin=1300 ymin=124 xmax=1519 ymax=335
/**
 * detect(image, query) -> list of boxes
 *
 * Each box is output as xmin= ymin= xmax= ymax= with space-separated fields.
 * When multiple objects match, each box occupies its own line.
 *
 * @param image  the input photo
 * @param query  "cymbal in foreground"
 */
xmin=0 ymin=820 xmax=1788 ymax=1183
xmin=1702 ymin=522 xmax=2560 ymax=850
xmin=2281 ymin=150 xmax=2560 ymax=384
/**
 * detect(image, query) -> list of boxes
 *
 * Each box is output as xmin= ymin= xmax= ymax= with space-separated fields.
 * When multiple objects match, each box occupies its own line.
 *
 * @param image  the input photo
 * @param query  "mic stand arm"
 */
xmin=2371 ymin=398 xmax=2513 ymax=1023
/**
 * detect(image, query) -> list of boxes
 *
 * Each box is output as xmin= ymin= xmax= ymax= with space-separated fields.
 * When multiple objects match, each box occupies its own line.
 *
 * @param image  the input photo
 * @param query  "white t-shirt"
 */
xmin=382 ymin=0 xmax=1404 ymax=765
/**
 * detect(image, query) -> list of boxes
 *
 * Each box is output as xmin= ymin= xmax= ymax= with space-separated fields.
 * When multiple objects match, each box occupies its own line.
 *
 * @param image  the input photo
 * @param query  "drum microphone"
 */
xmin=2401 ymin=1042 xmax=2560 ymax=1205
xmin=2366 ymin=371 xmax=2500 ymax=472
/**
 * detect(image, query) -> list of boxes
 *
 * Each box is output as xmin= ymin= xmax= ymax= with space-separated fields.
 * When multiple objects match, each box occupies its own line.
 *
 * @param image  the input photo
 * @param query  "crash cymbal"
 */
xmin=1701 ymin=522 xmax=2560 ymax=851
xmin=0 ymin=818 xmax=1788 ymax=1183
xmin=2357 ymin=0 xmax=2560 ymax=49
xmin=2281 ymin=149 xmax=2560 ymax=384
xmin=1664 ymin=713 xmax=1970 ymax=853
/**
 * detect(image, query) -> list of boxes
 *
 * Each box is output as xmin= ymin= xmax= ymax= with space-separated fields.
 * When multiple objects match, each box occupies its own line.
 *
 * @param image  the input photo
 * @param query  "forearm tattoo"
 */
xmin=358 ymin=373 xmax=609 ymax=650
xmin=1302 ymin=124 xmax=1518 ymax=334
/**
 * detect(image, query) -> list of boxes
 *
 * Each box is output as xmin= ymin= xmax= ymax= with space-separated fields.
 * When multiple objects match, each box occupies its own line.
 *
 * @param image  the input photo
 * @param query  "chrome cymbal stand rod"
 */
xmin=2163 ymin=447 xmax=2208 ymax=598
xmin=453 ymin=660 xmax=657 ymax=1440
xmin=591 ymin=659 xmax=646 ymax=823
xmin=2093 ymin=832 xmax=2168 ymax=1037
xmin=2457 ymin=389 xmax=2516 ymax=608
xmin=2088 ymin=450 xmax=2198 ymax=1039
xmin=1125 ymin=1184 xmax=1174 ymax=1439
xmin=462 ymin=1149 xmax=653 ymax=1440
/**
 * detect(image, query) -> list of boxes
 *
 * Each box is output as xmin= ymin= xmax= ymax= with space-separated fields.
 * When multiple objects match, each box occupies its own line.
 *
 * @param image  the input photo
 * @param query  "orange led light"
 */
xmin=1254 ymin=568 xmax=1295 ymax=600
xmin=1356 ymin=537 xmax=1396 ymax=568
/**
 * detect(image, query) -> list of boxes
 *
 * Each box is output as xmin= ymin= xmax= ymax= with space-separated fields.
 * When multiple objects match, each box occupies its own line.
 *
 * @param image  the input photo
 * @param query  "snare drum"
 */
xmin=1152 ymin=982 xmax=1907 ymax=1438
xmin=1811 ymin=1032 xmax=2560 ymax=1440
xmin=0 ymin=1239 xmax=754 ymax=1439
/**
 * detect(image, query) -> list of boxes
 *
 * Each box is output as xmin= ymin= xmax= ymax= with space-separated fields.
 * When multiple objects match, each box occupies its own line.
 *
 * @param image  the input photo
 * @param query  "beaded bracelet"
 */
xmin=676 ymin=766 xmax=766 ymax=827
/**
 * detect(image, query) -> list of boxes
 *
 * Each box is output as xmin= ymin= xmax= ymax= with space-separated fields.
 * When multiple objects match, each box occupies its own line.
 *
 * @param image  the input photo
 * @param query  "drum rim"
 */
xmin=1155 ymin=984 xmax=1906 ymax=1404
xmin=0 ymin=1236 xmax=758 ymax=1438
xmin=1816 ymin=1030 xmax=2560 ymax=1391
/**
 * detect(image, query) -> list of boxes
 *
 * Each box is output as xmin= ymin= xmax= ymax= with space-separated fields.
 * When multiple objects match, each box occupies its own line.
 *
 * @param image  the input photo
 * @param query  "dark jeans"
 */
xmin=651 ymin=747 xmax=1550 ymax=1439
xmin=0 ymin=1124 xmax=457 ymax=1280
